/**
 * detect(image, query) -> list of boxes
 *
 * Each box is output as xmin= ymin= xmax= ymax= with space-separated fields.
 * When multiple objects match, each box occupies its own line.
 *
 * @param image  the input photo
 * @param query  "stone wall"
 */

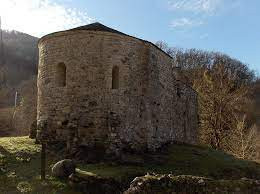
xmin=145 ymin=46 xmax=198 ymax=150
xmin=37 ymin=29 xmax=198 ymax=154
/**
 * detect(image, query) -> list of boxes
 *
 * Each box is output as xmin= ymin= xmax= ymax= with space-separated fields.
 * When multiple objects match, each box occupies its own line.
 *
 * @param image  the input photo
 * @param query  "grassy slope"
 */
xmin=0 ymin=137 xmax=79 ymax=193
xmin=0 ymin=136 xmax=260 ymax=193
xmin=80 ymin=144 xmax=260 ymax=183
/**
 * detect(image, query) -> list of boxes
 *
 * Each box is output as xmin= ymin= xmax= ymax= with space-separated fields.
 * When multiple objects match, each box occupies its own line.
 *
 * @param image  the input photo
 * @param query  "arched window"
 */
xmin=112 ymin=66 xmax=119 ymax=89
xmin=177 ymin=87 xmax=181 ymax=97
xmin=56 ymin=62 xmax=66 ymax=87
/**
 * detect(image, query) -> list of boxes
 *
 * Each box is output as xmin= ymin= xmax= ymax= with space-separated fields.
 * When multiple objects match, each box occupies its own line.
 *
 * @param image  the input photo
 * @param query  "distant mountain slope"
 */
xmin=0 ymin=30 xmax=38 ymax=86
xmin=0 ymin=30 xmax=38 ymax=108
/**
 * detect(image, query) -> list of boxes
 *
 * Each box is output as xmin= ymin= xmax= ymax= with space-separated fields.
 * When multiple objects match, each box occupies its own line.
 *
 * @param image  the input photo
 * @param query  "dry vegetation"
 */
xmin=157 ymin=41 xmax=259 ymax=162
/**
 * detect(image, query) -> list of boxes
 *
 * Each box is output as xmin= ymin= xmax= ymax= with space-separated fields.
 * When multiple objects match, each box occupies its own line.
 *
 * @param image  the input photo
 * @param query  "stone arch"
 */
xmin=112 ymin=66 xmax=119 ymax=89
xmin=56 ymin=62 xmax=66 ymax=87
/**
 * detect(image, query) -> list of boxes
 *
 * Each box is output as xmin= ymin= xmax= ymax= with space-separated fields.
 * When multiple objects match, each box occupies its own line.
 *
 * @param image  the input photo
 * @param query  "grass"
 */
xmin=0 ymin=136 xmax=260 ymax=193
xmin=79 ymin=143 xmax=260 ymax=181
xmin=163 ymin=144 xmax=260 ymax=179
xmin=0 ymin=136 xmax=80 ymax=193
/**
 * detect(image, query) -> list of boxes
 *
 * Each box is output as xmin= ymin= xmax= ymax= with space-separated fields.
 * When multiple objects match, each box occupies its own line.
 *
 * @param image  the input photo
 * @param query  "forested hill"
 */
xmin=0 ymin=30 xmax=38 ymax=86
xmin=0 ymin=30 xmax=38 ymax=108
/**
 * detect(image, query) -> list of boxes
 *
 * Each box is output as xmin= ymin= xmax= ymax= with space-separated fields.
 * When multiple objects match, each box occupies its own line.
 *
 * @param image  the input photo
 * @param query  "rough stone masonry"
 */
xmin=37 ymin=22 xmax=198 ymax=156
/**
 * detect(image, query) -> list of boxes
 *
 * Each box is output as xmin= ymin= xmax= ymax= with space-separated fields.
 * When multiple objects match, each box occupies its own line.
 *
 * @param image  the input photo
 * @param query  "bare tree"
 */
xmin=155 ymin=41 xmax=259 ymax=158
xmin=227 ymin=115 xmax=259 ymax=160
xmin=193 ymin=64 xmax=250 ymax=149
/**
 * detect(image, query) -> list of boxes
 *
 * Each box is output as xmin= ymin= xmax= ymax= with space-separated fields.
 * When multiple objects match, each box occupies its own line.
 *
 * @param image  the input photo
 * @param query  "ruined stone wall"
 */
xmin=37 ymin=30 xmax=197 ymax=154
xmin=144 ymin=45 xmax=198 ymax=150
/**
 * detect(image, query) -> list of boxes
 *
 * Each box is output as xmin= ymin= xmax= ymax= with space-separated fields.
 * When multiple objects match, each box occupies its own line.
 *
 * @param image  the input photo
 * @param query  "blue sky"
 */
xmin=0 ymin=0 xmax=259 ymax=73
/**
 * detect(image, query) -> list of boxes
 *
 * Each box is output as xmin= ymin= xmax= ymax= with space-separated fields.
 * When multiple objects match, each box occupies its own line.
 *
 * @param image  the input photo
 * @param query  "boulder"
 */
xmin=124 ymin=174 xmax=260 ymax=194
xmin=52 ymin=159 xmax=76 ymax=178
xmin=68 ymin=169 xmax=121 ymax=194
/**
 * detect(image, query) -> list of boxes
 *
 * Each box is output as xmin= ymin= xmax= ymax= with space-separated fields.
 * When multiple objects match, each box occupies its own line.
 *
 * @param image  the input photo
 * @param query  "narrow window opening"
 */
xmin=56 ymin=62 xmax=66 ymax=87
xmin=177 ymin=87 xmax=181 ymax=97
xmin=112 ymin=66 xmax=119 ymax=89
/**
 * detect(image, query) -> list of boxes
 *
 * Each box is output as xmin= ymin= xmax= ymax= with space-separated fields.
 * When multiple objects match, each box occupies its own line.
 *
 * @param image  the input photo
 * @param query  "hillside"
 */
xmin=0 ymin=30 xmax=38 ymax=107
xmin=0 ymin=137 xmax=259 ymax=193
xmin=0 ymin=30 xmax=38 ymax=136
xmin=1 ymin=30 xmax=38 ymax=82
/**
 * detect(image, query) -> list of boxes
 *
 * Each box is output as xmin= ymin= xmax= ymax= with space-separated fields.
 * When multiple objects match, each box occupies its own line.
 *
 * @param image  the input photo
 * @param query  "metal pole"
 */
xmin=15 ymin=91 xmax=18 ymax=108
xmin=11 ymin=91 xmax=18 ymax=133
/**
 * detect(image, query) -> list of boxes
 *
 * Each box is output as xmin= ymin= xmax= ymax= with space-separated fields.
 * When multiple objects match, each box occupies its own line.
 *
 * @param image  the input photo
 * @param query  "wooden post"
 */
xmin=41 ymin=143 xmax=46 ymax=180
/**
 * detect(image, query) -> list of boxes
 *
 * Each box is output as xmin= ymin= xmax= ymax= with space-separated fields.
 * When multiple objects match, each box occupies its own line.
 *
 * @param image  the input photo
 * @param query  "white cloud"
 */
xmin=0 ymin=0 xmax=94 ymax=37
xmin=170 ymin=17 xmax=203 ymax=28
xmin=168 ymin=0 xmax=222 ymax=15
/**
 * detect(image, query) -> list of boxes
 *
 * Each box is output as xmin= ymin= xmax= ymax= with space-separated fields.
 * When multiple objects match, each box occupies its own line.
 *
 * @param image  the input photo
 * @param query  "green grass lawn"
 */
xmin=0 ymin=136 xmax=259 ymax=193
xmin=0 ymin=136 xmax=80 ymax=193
